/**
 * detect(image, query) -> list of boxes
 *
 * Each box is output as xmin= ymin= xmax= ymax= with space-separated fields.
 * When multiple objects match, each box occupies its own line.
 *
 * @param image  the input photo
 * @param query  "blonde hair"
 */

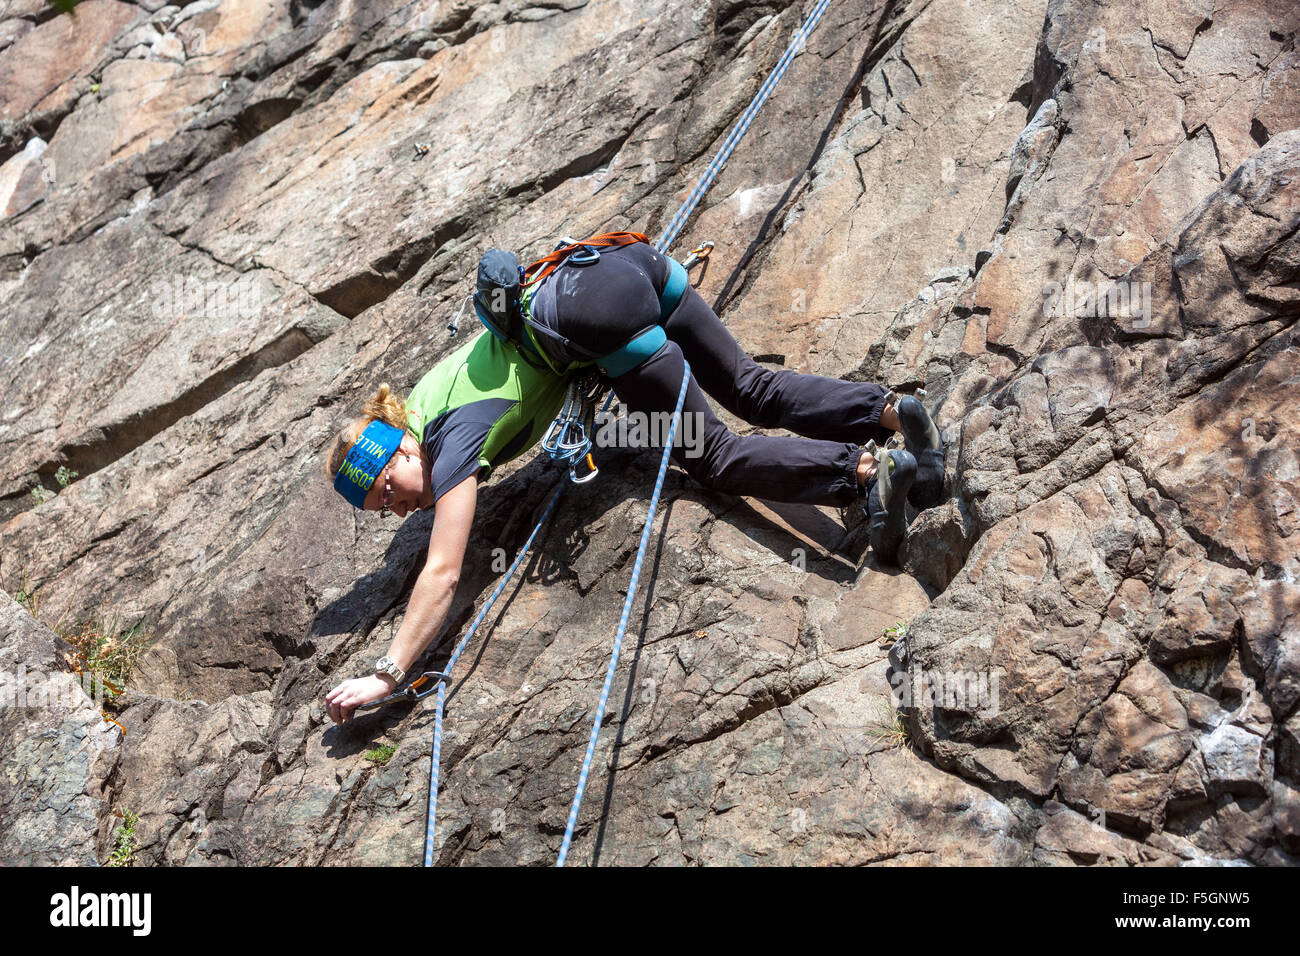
xmin=323 ymin=383 xmax=410 ymax=480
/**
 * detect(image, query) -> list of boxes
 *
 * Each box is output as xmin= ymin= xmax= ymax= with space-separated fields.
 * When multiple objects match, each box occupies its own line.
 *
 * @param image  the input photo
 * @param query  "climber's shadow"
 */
xmin=310 ymin=485 xmax=450 ymax=633
xmin=313 ymin=435 xmax=877 ymax=758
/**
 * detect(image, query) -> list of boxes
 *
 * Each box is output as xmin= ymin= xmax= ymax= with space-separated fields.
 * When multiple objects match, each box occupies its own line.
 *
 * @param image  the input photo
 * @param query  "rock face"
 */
xmin=0 ymin=593 xmax=120 ymax=865
xmin=0 ymin=0 xmax=1294 ymax=865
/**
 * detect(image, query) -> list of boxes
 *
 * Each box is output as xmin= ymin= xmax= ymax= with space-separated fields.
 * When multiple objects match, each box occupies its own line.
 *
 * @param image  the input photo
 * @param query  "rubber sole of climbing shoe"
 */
xmin=863 ymin=448 xmax=917 ymax=565
xmin=895 ymin=394 xmax=945 ymax=511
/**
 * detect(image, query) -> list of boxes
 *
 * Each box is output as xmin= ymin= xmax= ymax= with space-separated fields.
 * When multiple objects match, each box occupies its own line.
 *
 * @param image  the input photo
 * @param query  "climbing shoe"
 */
xmin=893 ymin=393 xmax=945 ymax=510
xmin=862 ymin=446 xmax=917 ymax=565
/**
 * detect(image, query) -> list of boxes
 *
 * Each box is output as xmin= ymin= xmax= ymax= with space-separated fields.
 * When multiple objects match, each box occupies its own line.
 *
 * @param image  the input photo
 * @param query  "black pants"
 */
xmin=530 ymin=243 xmax=891 ymax=507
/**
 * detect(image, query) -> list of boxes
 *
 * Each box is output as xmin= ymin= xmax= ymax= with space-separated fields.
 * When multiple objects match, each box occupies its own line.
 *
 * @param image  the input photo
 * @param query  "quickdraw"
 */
xmin=682 ymin=241 xmax=713 ymax=270
xmin=356 ymin=670 xmax=453 ymax=712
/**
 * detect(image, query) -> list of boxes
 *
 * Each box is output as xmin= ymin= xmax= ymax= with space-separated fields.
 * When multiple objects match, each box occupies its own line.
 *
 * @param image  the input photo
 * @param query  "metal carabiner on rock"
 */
xmin=682 ymin=241 xmax=714 ymax=270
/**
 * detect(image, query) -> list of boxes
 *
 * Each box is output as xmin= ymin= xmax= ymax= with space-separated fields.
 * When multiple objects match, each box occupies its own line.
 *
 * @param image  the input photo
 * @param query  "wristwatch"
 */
xmin=374 ymin=657 xmax=405 ymax=685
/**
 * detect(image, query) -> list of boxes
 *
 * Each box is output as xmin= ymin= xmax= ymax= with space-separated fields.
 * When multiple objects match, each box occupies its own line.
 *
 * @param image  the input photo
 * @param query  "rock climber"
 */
xmin=321 ymin=235 xmax=945 ymax=722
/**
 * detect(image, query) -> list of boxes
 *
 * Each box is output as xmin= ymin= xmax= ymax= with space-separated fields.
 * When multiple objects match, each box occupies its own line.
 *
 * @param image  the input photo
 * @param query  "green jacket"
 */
xmin=404 ymin=331 xmax=570 ymax=500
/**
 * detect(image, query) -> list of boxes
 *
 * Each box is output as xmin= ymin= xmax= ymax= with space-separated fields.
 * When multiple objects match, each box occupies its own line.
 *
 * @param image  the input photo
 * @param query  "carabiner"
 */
xmin=682 ymin=241 xmax=714 ymax=270
xmin=570 ymin=452 xmax=598 ymax=484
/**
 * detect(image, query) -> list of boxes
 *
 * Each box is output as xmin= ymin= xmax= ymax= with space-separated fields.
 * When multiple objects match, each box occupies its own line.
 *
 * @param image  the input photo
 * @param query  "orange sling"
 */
xmin=521 ymin=231 xmax=651 ymax=287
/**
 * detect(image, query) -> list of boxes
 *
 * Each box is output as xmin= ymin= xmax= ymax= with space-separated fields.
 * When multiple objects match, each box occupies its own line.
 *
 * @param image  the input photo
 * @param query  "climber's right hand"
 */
xmin=325 ymin=673 xmax=396 ymax=724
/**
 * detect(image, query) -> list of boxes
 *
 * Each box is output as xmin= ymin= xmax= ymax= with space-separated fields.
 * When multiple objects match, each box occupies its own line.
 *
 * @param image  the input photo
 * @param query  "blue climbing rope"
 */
xmin=655 ymin=0 xmax=833 ymax=254
xmin=422 ymin=480 xmax=568 ymax=866
xmin=556 ymin=360 xmax=691 ymax=866
xmin=418 ymin=0 xmax=836 ymax=867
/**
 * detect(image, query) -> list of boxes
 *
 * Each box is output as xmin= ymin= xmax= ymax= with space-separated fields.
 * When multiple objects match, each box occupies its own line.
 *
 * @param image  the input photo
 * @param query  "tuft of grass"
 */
xmin=27 ymin=467 xmax=77 ymax=506
xmin=364 ymin=744 xmax=396 ymax=766
xmin=881 ymin=619 xmax=908 ymax=647
xmin=106 ymin=809 xmax=138 ymax=867
xmin=58 ymin=615 xmax=150 ymax=699
xmin=864 ymin=700 xmax=913 ymax=752
xmin=9 ymin=577 xmax=149 ymax=699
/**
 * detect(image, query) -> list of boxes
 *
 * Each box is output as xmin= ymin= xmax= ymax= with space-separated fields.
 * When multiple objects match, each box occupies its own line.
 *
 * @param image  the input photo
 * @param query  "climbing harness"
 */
xmin=464 ymin=231 xmax=690 ymax=384
xmin=520 ymin=231 xmax=652 ymax=288
xmin=458 ymin=230 xmax=691 ymax=486
xmin=380 ymin=0 xmax=838 ymax=866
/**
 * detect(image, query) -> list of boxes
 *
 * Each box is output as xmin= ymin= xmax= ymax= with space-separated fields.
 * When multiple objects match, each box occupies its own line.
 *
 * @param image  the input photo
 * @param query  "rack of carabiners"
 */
xmin=372 ymin=0 xmax=836 ymax=867
xmin=541 ymin=366 xmax=602 ymax=484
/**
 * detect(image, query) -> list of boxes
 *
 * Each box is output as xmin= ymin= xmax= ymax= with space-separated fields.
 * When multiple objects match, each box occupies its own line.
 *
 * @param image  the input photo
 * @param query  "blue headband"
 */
xmin=334 ymin=420 xmax=405 ymax=510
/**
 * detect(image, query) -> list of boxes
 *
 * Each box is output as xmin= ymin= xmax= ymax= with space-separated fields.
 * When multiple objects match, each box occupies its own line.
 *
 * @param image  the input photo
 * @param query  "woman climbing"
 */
xmin=322 ymin=234 xmax=945 ymax=723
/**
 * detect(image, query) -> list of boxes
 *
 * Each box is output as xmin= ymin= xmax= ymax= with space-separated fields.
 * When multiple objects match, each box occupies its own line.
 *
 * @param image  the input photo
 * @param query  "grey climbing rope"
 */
xmin=556 ymin=360 xmax=690 ymax=866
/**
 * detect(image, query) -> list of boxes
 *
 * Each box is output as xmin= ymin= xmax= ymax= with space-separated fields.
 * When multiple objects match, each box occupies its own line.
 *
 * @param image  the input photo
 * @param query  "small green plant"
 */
xmin=55 ymin=465 xmax=78 ymax=487
xmin=29 ymin=485 xmax=55 ymax=504
xmin=364 ymin=744 xmax=396 ymax=766
xmin=106 ymin=809 xmax=138 ymax=867
xmin=864 ymin=700 xmax=912 ymax=751
xmin=881 ymin=620 xmax=908 ymax=647
xmin=13 ymin=576 xmax=39 ymax=615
